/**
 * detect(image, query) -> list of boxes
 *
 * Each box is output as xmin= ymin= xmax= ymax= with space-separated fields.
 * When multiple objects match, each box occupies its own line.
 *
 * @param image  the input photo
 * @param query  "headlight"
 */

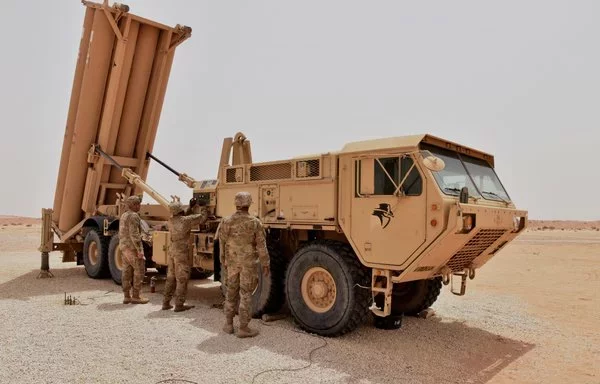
xmin=513 ymin=216 xmax=524 ymax=232
xmin=458 ymin=213 xmax=475 ymax=233
xmin=463 ymin=215 xmax=473 ymax=231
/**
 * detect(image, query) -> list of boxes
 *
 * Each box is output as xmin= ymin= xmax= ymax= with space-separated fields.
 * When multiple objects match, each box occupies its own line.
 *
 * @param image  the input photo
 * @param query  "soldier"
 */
xmin=162 ymin=197 xmax=208 ymax=312
xmin=119 ymin=195 xmax=149 ymax=304
xmin=218 ymin=192 xmax=270 ymax=338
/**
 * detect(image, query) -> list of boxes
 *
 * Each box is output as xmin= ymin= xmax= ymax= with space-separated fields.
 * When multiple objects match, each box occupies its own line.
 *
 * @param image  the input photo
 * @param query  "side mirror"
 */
xmin=422 ymin=155 xmax=445 ymax=172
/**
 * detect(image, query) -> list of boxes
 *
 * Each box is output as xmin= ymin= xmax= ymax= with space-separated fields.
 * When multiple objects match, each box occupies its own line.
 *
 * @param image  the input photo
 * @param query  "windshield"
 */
xmin=420 ymin=143 xmax=510 ymax=202
xmin=461 ymin=156 xmax=510 ymax=201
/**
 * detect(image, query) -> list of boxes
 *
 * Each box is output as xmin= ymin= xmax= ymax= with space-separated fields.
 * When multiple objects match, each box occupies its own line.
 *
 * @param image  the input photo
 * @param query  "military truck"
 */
xmin=41 ymin=1 xmax=528 ymax=337
xmin=171 ymin=131 xmax=528 ymax=335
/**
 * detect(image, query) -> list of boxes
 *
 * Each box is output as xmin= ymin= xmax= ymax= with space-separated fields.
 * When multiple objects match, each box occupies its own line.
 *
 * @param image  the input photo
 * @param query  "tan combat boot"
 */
xmin=237 ymin=325 xmax=259 ymax=338
xmin=162 ymin=301 xmax=173 ymax=310
xmin=131 ymin=291 xmax=149 ymax=304
xmin=223 ymin=318 xmax=234 ymax=334
xmin=123 ymin=292 xmax=132 ymax=304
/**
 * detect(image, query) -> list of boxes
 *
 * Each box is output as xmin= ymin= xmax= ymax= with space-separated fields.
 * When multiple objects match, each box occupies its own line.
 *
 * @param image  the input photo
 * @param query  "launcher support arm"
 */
xmin=93 ymin=145 xmax=171 ymax=209
xmin=145 ymin=151 xmax=196 ymax=188
xmin=120 ymin=168 xmax=171 ymax=209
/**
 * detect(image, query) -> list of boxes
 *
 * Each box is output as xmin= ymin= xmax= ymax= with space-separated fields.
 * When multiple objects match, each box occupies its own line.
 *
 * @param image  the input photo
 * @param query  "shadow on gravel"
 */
xmin=0 ymin=267 xmax=534 ymax=384
xmin=0 ymin=267 xmax=118 ymax=301
xmin=193 ymin=312 xmax=535 ymax=384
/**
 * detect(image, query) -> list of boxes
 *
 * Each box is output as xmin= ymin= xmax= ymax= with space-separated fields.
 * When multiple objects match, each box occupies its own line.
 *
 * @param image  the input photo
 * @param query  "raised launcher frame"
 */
xmin=39 ymin=0 xmax=191 ymax=277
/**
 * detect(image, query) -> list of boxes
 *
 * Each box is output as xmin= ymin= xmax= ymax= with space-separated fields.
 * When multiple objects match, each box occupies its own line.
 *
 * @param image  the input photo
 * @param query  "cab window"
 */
xmin=356 ymin=156 xmax=422 ymax=196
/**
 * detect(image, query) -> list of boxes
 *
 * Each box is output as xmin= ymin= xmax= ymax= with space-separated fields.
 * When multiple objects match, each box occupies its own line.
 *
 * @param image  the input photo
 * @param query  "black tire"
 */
xmin=373 ymin=313 xmax=403 ymax=330
xmin=285 ymin=240 xmax=371 ymax=337
xmin=251 ymin=243 xmax=286 ymax=318
xmin=83 ymin=229 xmax=110 ymax=279
xmin=156 ymin=266 xmax=168 ymax=275
xmin=108 ymin=235 xmax=123 ymax=285
xmin=219 ymin=242 xmax=287 ymax=317
xmin=190 ymin=268 xmax=213 ymax=280
xmin=390 ymin=277 xmax=442 ymax=316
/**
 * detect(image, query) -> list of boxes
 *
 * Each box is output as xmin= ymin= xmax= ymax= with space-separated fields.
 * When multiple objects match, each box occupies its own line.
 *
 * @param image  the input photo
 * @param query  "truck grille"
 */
xmin=446 ymin=229 xmax=506 ymax=272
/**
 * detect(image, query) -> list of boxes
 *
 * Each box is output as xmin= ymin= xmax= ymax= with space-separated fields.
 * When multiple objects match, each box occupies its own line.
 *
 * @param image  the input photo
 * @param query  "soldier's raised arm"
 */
xmin=183 ymin=207 xmax=209 ymax=227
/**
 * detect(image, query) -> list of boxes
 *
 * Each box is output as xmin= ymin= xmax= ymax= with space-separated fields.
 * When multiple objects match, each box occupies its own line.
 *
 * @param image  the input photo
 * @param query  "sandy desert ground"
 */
xmin=0 ymin=218 xmax=598 ymax=384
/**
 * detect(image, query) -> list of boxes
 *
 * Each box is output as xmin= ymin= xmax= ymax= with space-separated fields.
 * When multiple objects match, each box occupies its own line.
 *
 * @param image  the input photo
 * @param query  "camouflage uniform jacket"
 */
xmin=119 ymin=210 xmax=143 ymax=254
xmin=167 ymin=207 xmax=208 ymax=258
xmin=217 ymin=211 xmax=269 ymax=269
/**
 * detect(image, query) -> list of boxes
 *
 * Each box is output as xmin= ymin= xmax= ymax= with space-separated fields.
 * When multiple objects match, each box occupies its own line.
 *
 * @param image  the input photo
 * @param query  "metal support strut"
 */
xmin=38 ymin=252 xmax=54 ymax=279
xmin=38 ymin=208 xmax=55 ymax=278
xmin=145 ymin=151 xmax=196 ymax=188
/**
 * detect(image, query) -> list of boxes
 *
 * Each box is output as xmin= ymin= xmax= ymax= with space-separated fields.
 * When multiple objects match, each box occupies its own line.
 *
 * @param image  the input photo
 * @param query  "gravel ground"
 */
xmin=0 ymin=226 xmax=598 ymax=384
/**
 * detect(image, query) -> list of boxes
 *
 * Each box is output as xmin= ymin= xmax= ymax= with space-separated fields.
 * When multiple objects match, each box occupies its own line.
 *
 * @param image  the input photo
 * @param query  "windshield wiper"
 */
xmin=443 ymin=187 xmax=461 ymax=195
xmin=481 ymin=190 xmax=509 ymax=203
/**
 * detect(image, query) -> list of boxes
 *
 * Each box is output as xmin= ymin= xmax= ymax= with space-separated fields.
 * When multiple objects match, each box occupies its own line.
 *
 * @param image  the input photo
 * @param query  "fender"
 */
xmin=82 ymin=216 xmax=118 ymax=235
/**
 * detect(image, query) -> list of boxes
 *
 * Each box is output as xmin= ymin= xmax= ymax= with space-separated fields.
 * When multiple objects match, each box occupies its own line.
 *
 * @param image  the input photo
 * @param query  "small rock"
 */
xmin=417 ymin=308 xmax=436 ymax=319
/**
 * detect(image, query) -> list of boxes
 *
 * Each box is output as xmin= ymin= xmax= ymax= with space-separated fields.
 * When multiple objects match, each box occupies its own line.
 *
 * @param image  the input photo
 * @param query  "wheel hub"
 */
xmin=115 ymin=247 xmax=123 ymax=271
xmin=88 ymin=242 xmax=98 ymax=265
xmin=301 ymin=267 xmax=336 ymax=313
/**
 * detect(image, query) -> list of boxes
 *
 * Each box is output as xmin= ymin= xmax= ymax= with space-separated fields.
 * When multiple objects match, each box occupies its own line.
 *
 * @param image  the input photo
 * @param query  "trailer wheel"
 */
xmin=390 ymin=277 xmax=442 ymax=316
xmin=83 ymin=229 xmax=110 ymax=279
xmin=285 ymin=240 xmax=370 ymax=337
xmin=108 ymin=235 xmax=124 ymax=285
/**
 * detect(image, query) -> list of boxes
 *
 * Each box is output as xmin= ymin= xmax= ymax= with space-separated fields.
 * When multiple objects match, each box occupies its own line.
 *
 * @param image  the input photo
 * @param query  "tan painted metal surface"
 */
xmin=53 ymin=1 xmax=191 ymax=233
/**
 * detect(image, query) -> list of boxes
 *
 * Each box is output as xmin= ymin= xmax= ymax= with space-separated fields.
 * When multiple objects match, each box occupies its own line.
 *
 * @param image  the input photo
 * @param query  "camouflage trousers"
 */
xmin=224 ymin=264 xmax=257 ymax=327
xmin=121 ymin=247 xmax=145 ymax=297
xmin=163 ymin=252 xmax=191 ymax=306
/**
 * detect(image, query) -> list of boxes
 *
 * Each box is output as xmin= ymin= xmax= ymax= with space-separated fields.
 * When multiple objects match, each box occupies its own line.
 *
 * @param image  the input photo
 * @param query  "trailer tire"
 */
xmin=285 ymin=240 xmax=370 ymax=337
xmin=83 ymin=229 xmax=110 ymax=279
xmin=391 ymin=277 xmax=442 ymax=316
xmin=108 ymin=235 xmax=123 ymax=285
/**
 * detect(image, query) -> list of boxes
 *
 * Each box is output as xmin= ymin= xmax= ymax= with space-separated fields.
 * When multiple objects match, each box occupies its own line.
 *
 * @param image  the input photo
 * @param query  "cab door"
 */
xmin=349 ymin=154 xmax=427 ymax=267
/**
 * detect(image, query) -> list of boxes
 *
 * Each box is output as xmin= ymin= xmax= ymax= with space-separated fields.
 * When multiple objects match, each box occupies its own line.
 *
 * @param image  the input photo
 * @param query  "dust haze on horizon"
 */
xmin=0 ymin=0 xmax=598 ymax=221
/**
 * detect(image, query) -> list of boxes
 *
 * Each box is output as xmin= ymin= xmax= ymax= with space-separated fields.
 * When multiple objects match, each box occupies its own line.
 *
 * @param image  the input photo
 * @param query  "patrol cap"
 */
xmin=125 ymin=195 xmax=141 ymax=208
xmin=169 ymin=201 xmax=184 ymax=216
xmin=234 ymin=191 xmax=252 ymax=207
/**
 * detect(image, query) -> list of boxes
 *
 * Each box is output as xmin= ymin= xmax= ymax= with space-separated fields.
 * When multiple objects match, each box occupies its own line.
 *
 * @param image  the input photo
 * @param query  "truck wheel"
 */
xmin=108 ymin=235 xmax=123 ymax=285
xmin=251 ymin=243 xmax=286 ymax=318
xmin=83 ymin=229 xmax=110 ymax=279
xmin=285 ymin=240 xmax=370 ymax=337
xmin=391 ymin=277 xmax=442 ymax=316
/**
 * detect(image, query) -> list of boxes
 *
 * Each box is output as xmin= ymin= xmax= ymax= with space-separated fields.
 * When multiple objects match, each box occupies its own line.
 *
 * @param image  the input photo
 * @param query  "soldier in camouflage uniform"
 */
xmin=119 ymin=195 xmax=149 ymax=304
xmin=217 ymin=192 xmax=270 ymax=338
xmin=162 ymin=197 xmax=208 ymax=312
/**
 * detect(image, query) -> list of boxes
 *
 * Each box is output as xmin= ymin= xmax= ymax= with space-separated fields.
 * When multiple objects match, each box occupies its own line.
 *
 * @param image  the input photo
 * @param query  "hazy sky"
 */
xmin=1 ymin=0 xmax=598 ymax=220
